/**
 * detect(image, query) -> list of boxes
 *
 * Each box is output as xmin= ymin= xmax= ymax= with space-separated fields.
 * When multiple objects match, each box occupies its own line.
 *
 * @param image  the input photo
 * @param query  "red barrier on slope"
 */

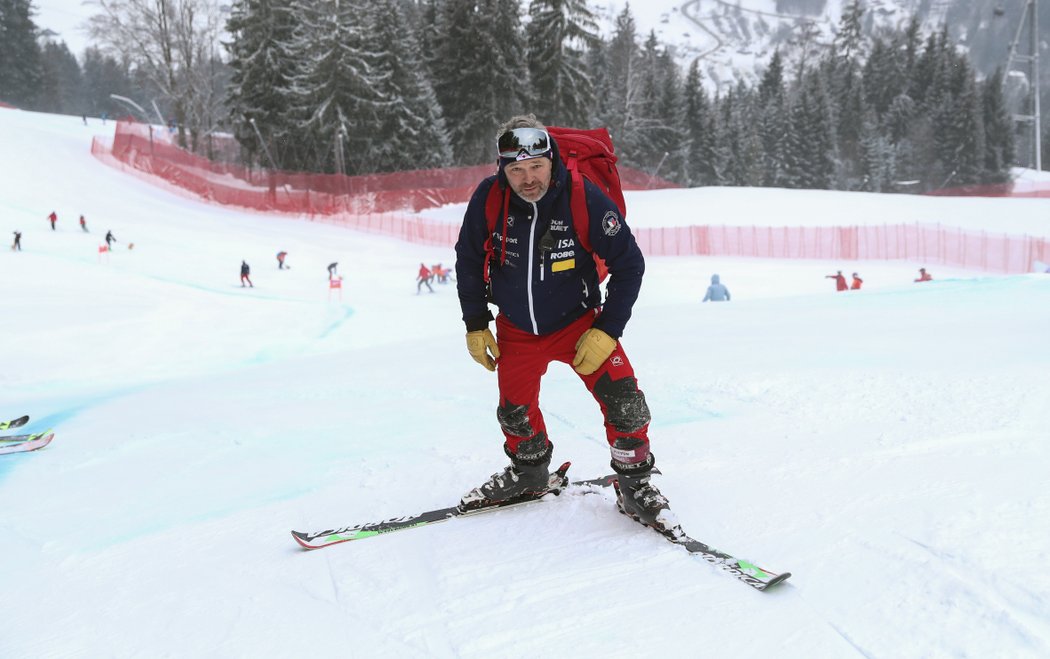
xmin=631 ymin=224 xmax=1050 ymax=274
xmin=91 ymin=121 xmax=1050 ymax=273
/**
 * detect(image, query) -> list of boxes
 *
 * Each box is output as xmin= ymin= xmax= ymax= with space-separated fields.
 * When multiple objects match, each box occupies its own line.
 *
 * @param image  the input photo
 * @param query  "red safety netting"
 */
xmin=91 ymin=120 xmax=1050 ymax=272
xmin=94 ymin=120 xmax=675 ymax=214
xmin=631 ymin=224 xmax=1050 ymax=273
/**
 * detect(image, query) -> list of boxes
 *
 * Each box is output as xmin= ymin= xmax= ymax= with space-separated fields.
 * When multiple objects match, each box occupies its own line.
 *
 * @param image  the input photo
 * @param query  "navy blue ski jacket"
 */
xmin=455 ymin=140 xmax=644 ymax=339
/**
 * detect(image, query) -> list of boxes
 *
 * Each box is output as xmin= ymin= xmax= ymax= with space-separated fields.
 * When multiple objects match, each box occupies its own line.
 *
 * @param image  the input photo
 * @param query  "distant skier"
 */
xmin=276 ymin=251 xmax=288 ymax=269
xmin=48 ymin=211 xmax=57 ymax=230
xmin=851 ymin=273 xmax=863 ymax=290
xmin=105 ymin=230 xmax=117 ymax=249
xmin=80 ymin=214 xmax=88 ymax=232
xmin=417 ymin=263 xmax=433 ymax=294
xmin=432 ymin=263 xmax=455 ymax=284
xmin=826 ymin=270 xmax=848 ymax=292
xmin=702 ymin=273 xmax=730 ymax=302
xmin=12 ymin=231 xmax=21 ymax=251
xmin=914 ymin=267 xmax=933 ymax=282
xmin=327 ymin=262 xmax=338 ymax=279
xmin=240 ymin=260 xmax=253 ymax=287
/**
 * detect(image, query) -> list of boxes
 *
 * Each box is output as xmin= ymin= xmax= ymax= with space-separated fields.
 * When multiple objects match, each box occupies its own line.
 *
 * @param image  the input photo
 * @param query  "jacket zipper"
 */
xmin=527 ymin=200 xmax=539 ymax=334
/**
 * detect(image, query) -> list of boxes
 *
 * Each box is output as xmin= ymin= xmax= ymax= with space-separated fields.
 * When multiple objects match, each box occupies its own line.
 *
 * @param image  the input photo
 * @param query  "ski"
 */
xmin=0 ymin=430 xmax=50 ymax=444
xmin=0 ymin=415 xmax=29 ymax=431
xmin=292 ymin=462 xmax=576 ymax=550
xmin=642 ymin=522 xmax=790 ymax=591
xmin=605 ymin=479 xmax=790 ymax=591
xmin=0 ymin=432 xmax=54 ymax=455
xmin=292 ymin=464 xmax=790 ymax=591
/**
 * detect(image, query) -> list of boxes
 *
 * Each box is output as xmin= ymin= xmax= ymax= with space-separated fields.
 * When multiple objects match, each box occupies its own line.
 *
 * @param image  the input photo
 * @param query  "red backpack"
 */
xmin=484 ymin=126 xmax=625 ymax=283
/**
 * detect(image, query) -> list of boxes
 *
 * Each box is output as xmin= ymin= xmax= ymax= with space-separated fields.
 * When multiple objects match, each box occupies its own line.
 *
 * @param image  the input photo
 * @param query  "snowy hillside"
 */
xmin=2 ymin=108 xmax=1050 ymax=658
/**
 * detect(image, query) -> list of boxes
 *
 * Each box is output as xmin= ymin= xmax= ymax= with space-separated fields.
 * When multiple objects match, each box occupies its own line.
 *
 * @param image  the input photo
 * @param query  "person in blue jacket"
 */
xmin=702 ymin=274 xmax=731 ymax=302
xmin=454 ymin=114 xmax=677 ymax=532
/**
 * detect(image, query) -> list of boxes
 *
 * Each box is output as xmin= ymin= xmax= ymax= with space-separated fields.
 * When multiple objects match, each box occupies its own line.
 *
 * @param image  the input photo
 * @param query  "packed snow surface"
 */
xmin=2 ymin=108 xmax=1050 ymax=658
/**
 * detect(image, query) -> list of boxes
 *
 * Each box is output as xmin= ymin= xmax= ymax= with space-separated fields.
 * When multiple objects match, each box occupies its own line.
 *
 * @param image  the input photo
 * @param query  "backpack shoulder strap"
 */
xmin=482 ymin=181 xmax=510 ymax=283
xmin=562 ymin=149 xmax=592 ymax=254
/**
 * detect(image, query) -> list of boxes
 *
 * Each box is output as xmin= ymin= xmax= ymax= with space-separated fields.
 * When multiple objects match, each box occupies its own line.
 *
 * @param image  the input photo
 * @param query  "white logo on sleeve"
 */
xmin=602 ymin=211 xmax=622 ymax=237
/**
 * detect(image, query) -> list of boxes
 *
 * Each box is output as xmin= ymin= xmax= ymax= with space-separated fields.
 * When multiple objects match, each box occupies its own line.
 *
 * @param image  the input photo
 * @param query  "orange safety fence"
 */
xmin=631 ymin=224 xmax=1050 ymax=274
xmin=91 ymin=121 xmax=1050 ymax=273
xmin=93 ymin=120 xmax=676 ymax=214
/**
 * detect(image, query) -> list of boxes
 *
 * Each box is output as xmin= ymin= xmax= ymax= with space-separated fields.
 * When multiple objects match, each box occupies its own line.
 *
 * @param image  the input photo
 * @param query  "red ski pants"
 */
xmin=494 ymin=311 xmax=651 ymax=464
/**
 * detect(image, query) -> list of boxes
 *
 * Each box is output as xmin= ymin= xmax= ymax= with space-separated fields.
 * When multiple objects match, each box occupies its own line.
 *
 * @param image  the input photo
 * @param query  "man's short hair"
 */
xmin=496 ymin=114 xmax=546 ymax=141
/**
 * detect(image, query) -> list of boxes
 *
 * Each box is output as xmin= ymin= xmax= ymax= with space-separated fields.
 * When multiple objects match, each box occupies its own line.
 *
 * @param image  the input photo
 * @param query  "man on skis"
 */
xmin=454 ymin=114 xmax=677 ymax=533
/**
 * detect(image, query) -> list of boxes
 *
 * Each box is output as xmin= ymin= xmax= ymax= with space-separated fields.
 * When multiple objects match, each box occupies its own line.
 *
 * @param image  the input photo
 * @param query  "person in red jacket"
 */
xmin=417 ymin=263 xmax=433 ymax=294
xmin=915 ymin=267 xmax=933 ymax=282
xmin=48 ymin=211 xmax=57 ymax=230
xmin=851 ymin=272 xmax=863 ymax=290
xmin=826 ymin=270 xmax=848 ymax=291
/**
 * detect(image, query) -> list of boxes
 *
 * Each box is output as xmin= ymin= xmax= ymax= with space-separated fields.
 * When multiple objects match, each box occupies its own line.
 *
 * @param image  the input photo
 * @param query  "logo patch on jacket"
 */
xmin=552 ymin=258 xmax=575 ymax=272
xmin=602 ymin=211 xmax=622 ymax=237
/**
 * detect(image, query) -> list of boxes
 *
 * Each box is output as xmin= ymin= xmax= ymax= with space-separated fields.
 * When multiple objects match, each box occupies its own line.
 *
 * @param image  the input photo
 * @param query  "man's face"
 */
xmin=504 ymin=157 xmax=552 ymax=203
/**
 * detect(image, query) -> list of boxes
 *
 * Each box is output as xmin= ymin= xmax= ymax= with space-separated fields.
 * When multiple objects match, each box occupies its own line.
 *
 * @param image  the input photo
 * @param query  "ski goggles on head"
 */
xmin=497 ymin=127 xmax=552 ymax=160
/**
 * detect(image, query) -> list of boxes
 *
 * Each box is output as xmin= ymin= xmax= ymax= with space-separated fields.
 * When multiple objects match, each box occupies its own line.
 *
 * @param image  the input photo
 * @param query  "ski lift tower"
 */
xmin=1006 ymin=0 xmax=1042 ymax=170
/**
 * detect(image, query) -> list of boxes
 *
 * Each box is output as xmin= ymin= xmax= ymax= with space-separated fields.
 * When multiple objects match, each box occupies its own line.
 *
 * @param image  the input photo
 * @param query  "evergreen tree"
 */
xmin=595 ymin=4 xmax=640 ymax=159
xmin=81 ymin=47 xmax=140 ymax=118
xmin=682 ymin=58 xmax=718 ymax=186
xmin=911 ymin=28 xmax=949 ymax=112
xmin=981 ymin=68 xmax=1014 ymax=183
xmin=525 ymin=0 xmax=598 ymax=128
xmin=431 ymin=0 xmax=528 ymax=165
xmin=224 ymin=0 xmax=298 ymax=169
xmin=654 ymin=48 xmax=687 ymax=183
xmin=362 ymin=0 xmax=450 ymax=172
xmin=0 ymin=0 xmax=42 ymax=108
xmin=833 ymin=0 xmax=866 ymax=63
xmin=944 ymin=61 xmax=985 ymax=186
xmin=718 ymin=85 xmax=762 ymax=186
xmin=785 ymin=69 xmax=836 ymax=189
xmin=863 ymin=38 xmax=901 ymax=117
xmin=758 ymin=50 xmax=790 ymax=187
xmin=582 ymin=36 xmax=608 ymax=128
xmin=282 ymin=0 xmax=382 ymax=174
xmin=827 ymin=1 xmax=867 ymax=189
xmin=630 ymin=31 xmax=673 ymax=171
xmin=858 ymin=106 xmax=896 ymax=191
xmin=37 ymin=40 xmax=82 ymax=114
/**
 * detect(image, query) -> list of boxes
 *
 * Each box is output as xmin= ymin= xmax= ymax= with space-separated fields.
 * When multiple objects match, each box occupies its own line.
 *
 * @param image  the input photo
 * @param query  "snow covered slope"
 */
xmin=2 ymin=108 xmax=1050 ymax=658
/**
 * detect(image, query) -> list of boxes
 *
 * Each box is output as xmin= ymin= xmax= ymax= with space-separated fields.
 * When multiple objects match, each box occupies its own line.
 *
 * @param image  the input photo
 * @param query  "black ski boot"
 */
xmin=610 ymin=439 xmax=681 ymax=534
xmin=616 ymin=472 xmax=680 ymax=532
xmin=459 ymin=437 xmax=553 ymax=511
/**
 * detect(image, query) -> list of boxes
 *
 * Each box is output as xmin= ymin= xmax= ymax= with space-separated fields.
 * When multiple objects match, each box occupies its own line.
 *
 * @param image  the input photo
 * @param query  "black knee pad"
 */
xmin=496 ymin=399 xmax=534 ymax=437
xmin=593 ymin=373 xmax=651 ymax=433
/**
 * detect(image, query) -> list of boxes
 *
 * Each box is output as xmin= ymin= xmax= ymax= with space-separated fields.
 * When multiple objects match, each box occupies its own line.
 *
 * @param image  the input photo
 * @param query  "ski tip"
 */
xmin=292 ymin=529 xmax=356 ymax=550
xmin=0 ymin=431 xmax=54 ymax=455
xmin=758 ymin=572 xmax=792 ymax=591
xmin=290 ymin=530 xmax=321 ymax=550
xmin=4 ymin=415 xmax=30 ymax=429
